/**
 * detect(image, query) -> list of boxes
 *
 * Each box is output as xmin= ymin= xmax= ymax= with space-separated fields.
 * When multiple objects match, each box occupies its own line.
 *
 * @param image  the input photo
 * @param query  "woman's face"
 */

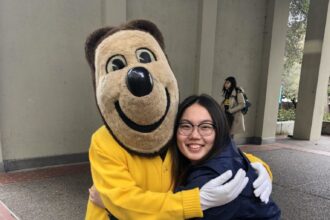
xmin=224 ymin=80 xmax=232 ymax=90
xmin=176 ymin=103 xmax=216 ymax=164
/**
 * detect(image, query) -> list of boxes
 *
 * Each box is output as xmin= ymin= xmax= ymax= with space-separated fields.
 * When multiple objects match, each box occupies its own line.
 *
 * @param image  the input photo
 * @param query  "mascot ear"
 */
xmin=85 ymin=20 xmax=165 ymax=73
xmin=85 ymin=27 xmax=114 ymax=72
xmin=125 ymin=19 xmax=165 ymax=50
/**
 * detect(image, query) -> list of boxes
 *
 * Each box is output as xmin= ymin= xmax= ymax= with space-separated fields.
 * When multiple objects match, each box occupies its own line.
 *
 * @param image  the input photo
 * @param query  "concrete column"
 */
xmin=196 ymin=0 xmax=218 ymax=94
xmin=293 ymin=0 xmax=330 ymax=140
xmin=103 ymin=0 xmax=126 ymax=26
xmin=255 ymin=0 xmax=289 ymax=143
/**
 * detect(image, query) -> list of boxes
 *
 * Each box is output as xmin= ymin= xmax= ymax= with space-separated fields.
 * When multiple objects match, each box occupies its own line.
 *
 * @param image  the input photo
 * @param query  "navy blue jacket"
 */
xmin=175 ymin=140 xmax=281 ymax=220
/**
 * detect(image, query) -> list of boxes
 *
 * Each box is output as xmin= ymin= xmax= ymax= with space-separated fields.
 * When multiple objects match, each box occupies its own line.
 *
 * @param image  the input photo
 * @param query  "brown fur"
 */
xmin=85 ymin=20 xmax=164 ymax=77
xmin=85 ymin=20 xmax=178 ymax=155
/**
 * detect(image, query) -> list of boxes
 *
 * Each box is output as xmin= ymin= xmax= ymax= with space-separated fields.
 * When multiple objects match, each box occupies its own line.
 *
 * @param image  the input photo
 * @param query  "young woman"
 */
xmin=172 ymin=94 xmax=281 ymax=219
xmin=221 ymin=76 xmax=245 ymax=135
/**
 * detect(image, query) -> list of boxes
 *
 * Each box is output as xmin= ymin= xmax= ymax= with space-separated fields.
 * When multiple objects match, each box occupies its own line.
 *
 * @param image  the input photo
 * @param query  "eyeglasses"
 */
xmin=177 ymin=122 xmax=216 ymax=136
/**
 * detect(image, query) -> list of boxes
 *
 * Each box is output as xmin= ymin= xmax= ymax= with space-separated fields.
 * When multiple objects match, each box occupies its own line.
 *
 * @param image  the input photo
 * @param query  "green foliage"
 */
xmin=282 ymin=0 xmax=310 ymax=100
xmin=324 ymin=112 xmax=330 ymax=122
xmin=282 ymin=62 xmax=301 ymax=99
xmin=278 ymin=109 xmax=330 ymax=122
xmin=277 ymin=108 xmax=296 ymax=121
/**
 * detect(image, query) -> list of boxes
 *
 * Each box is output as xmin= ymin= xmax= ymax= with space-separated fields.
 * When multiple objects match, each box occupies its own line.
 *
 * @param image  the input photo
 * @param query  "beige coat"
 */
xmin=221 ymin=88 xmax=246 ymax=135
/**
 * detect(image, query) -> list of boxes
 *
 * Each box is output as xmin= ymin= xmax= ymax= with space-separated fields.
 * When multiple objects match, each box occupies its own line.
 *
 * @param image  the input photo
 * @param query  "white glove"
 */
xmin=251 ymin=162 xmax=272 ymax=204
xmin=200 ymin=169 xmax=249 ymax=210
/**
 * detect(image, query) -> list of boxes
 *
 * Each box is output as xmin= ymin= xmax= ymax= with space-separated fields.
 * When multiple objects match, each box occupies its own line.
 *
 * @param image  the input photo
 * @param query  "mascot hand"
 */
xmin=200 ymin=169 xmax=248 ymax=210
xmin=251 ymin=162 xmax=272 ymax=204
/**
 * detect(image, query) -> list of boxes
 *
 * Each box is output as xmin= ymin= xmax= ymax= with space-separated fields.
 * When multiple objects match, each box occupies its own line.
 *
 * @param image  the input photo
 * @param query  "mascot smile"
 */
xmin=85 ymin=20 xmax=179 ymax=154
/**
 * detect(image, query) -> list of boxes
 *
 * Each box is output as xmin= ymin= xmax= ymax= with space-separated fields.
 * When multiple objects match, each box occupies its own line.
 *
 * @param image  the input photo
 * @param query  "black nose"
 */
xmin=126 ymin=67 xmax=153 ymax=97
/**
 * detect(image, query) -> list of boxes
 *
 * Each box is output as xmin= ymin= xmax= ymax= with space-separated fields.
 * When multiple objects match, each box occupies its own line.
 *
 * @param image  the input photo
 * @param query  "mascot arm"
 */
xmin=89 ymin=138 xmax=203 ymax=220
xmin=244 ymin=153 xmax=273 ymax=180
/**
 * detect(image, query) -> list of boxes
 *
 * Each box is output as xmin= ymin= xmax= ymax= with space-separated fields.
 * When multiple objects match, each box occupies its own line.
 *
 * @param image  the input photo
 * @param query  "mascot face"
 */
xmin=86 ymin=20 xmax=179 ymax=154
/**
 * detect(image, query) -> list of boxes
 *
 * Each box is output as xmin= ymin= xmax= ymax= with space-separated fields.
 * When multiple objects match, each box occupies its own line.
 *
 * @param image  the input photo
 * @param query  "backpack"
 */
xmin=236 ymin=88 xmax=251 ymax=115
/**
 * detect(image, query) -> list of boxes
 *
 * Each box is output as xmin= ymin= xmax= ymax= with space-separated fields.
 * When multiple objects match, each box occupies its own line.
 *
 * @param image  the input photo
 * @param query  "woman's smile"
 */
xmin=186 ymin=143 xmax=203 ymax=152
xmin=176 ymin=103 xmax=215 ymax=163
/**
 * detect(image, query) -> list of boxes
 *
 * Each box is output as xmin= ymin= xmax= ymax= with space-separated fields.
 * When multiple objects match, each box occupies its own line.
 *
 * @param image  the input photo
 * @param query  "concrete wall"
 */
xmin=213 ymin=0 xmax=268 ymax=140
xmin=0 ymin=0 xmax=290 ymax=170
xmin=127 ymin=0 xmax=202 ymax=99
xmin=0 ymin=0 xmax=104 ymax=170
xmin=276 ymin=121 xmax=294 ymax=135
xmin=127 ymin=0 xmax=289 ymax=144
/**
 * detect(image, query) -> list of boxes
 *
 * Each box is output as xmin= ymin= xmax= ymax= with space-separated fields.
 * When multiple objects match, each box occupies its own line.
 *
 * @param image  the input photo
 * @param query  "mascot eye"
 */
xmin=106 ymin=55 xmax=127 ymax=73
xmin=136 ymin=48 xmax=156 ymax=63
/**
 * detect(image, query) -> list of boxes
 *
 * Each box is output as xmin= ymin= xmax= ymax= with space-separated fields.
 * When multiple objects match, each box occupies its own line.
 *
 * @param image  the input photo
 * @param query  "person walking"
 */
xmin=221 ymin=76 xmax=246 ymax=136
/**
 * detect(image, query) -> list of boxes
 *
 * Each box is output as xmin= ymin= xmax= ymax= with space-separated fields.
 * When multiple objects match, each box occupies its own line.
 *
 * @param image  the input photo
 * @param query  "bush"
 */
xmin=277 ymin=108 xmax=295 ymax=121
xmin=324 ymin=112 xmax=330 ymax=122
xmin=278 ymin=109 xmax=330 ymax=122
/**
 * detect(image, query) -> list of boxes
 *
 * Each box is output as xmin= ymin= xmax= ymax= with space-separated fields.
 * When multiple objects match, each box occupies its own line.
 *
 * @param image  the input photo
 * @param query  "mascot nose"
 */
xmin=126 ymin=67 xmax=153 ymax=97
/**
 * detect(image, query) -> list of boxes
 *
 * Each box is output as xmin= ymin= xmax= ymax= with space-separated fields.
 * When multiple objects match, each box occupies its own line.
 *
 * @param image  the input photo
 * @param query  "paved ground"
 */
xmin=241 ymin=136 xmax=330 ymax=220
xmin=0 ymin=164 xmax=91 ymax=220
xmin=0 ymin=135 xmax=330 ymax=220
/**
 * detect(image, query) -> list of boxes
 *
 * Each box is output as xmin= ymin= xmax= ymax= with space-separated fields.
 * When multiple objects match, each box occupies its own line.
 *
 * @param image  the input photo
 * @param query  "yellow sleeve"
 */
xmin=89 ymin=135 xmax=203 ymax=220
xmin=85 ymin=199 xmax=109 ymax=220
xmin=244 ymin=153 xmax=273 ymax=180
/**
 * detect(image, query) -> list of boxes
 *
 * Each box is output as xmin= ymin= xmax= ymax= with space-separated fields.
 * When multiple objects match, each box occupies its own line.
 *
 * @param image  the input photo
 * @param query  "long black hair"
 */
xmin=171 ymin=94 xmax=231 ymax=189
xmin=222 ymin=76 xmax=237 ymax=96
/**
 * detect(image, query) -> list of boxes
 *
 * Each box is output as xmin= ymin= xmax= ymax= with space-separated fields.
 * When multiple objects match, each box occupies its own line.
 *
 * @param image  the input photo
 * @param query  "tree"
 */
xmin=281 ymin=0 xmax=310 ymax=101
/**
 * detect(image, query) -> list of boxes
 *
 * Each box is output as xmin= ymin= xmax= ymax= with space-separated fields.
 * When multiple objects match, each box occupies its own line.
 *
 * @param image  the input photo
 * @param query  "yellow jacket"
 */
xmin=85 ymin=126 xmax=271 ymax=220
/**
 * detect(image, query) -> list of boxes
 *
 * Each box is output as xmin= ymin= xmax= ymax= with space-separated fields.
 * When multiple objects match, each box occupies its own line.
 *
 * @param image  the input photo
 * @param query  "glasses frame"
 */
xmin=177 ymin=121 xmax=216 ymax=136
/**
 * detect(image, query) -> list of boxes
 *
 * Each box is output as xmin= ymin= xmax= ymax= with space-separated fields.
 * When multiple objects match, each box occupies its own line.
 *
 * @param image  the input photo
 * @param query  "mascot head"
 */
xmin=85 ymin=20 xmax=179 ymax=155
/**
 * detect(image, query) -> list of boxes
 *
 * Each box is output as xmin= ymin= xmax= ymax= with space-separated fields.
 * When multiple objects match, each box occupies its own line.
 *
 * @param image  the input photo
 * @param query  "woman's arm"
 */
xmin=89 ymin=185 xmax=105 ymax=208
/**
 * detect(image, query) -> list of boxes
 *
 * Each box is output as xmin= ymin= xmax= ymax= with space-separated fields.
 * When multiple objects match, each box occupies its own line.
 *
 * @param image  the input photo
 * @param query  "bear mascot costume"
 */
xmin=84 ymin=19 xmax=272 ymax=220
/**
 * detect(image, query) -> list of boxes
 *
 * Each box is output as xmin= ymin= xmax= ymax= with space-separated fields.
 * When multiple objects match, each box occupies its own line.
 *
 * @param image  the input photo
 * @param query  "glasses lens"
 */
xmin=198 ymin=123 xmax=215 ymax=136
xmin=178 ymin=123 xmax=193 ymax=136
xmin=178 ymin=122 xmax=215 ymax=136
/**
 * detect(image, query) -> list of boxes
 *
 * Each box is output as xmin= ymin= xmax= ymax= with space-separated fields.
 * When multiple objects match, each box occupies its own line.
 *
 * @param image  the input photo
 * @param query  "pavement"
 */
xmin=0 ymin=164 xmax=91 ymax=220
xmin=0 ymin=135 xmax=330 ymax=220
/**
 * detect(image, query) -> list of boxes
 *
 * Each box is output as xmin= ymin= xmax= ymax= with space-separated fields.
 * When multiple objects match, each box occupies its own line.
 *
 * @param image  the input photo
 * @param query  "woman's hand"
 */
xmin=199 ymin=169 xmax=249 ymax=210
xmin=89 ymin=185 xmax=105 ymax=208
xmin=251 ymin=162 xmax=272 ymax=204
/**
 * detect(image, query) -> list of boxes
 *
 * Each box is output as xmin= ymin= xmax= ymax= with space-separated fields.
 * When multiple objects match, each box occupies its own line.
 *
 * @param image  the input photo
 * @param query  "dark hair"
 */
xmin=222 ymin=76 xmax=237 ymax=95
xmin=171 ymin=94 xmax=231 ymax=188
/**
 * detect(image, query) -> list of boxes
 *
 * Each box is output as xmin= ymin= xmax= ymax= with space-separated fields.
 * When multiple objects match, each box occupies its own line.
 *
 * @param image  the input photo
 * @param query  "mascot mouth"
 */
xmin=115 ymin=88 xmax=170 ymax=133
